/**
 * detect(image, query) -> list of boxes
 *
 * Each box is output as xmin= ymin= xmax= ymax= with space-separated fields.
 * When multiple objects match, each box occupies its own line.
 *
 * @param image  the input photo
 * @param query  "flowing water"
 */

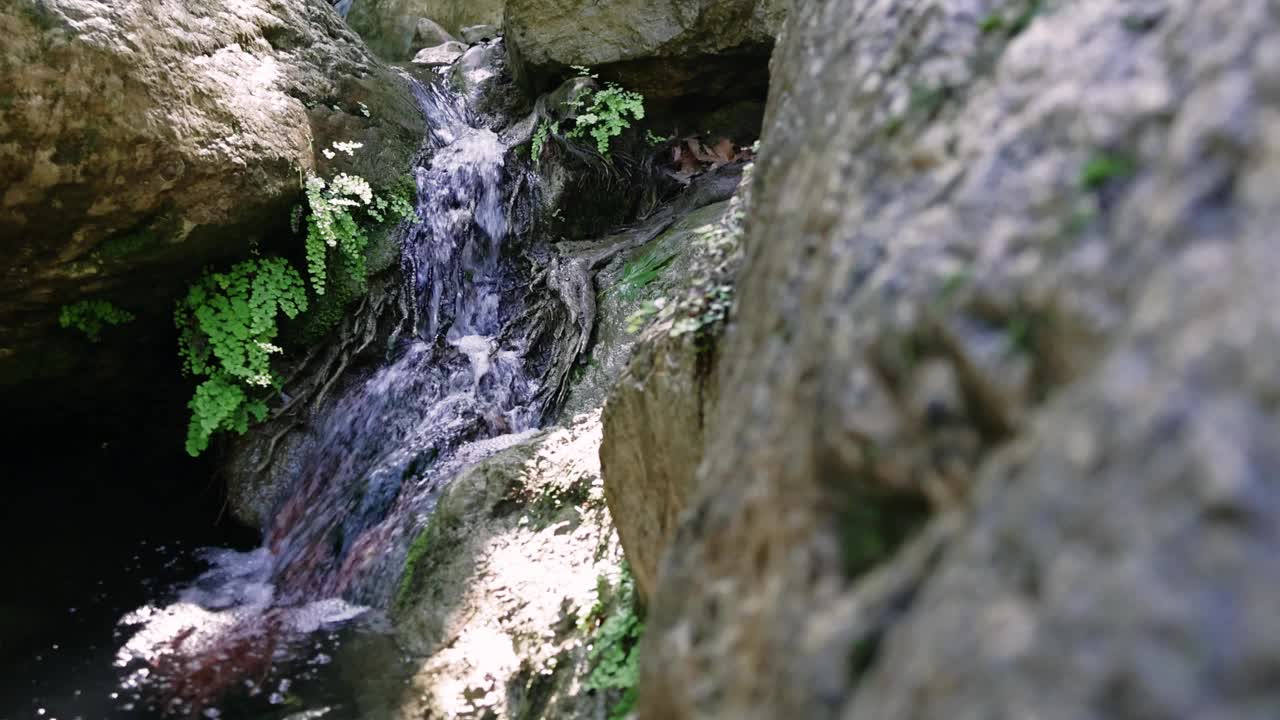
xmin=8 ymin=71 xmax=568 ymax=720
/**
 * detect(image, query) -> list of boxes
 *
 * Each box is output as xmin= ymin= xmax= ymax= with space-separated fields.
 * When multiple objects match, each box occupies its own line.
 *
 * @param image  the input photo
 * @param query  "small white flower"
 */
xmin=331 ymin=141 xmax=364 ymax=156
xmin=322 ymin=149 xmax=336 ymax=160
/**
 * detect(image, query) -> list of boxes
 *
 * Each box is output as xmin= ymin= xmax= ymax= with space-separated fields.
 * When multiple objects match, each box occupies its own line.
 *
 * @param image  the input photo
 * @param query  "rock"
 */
xmin=448 ymin=41 xmax=528 ymax=124
xmin=392 ymin=412 xmax=631 ymax=719
xmin=628 ymin=0 xmax=1280 ymax=718
xmin=414 ymin=16 xmax=455 ymax=47
xmin=0 ymin=0 xmax=425 ymax=427
xmin=504 ymin=0 xmax=784 ymax=98
xmin=459 ymin=23 xmax=499 ymax=44
xmin=412 ymin=40 xmax=467 ymax=65
xmin=600 ymin=330 xmax=714 ymax=603
xmin=589 ymin=165 xmax=749 ymax=603
xmin=563 ymin=202 xmax=729 ymax=422
xmin=345 ymin=0 xmax=502 ymax=59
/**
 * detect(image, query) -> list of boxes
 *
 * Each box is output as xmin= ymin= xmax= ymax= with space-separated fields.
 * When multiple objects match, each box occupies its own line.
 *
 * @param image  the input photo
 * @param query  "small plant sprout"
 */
xmin=1081 ymin=150 xmax=1137 ymax=189
xmin=59 ymin=300 xmax=135 ymax=342
xmin=563 ymin=67 xmax=646 ymax=157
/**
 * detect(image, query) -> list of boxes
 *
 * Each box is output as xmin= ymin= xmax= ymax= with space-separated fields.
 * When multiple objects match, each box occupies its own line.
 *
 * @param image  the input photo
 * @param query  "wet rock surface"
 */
xmin=624 ymin=0 xmax=1280 ymax=718
xmin=413 ymin=40 xmax=468 ymax=66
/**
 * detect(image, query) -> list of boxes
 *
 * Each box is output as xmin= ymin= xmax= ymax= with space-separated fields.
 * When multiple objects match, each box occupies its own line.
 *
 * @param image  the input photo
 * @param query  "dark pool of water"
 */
xmin=0 ymin=410 xmax=412 ymax=720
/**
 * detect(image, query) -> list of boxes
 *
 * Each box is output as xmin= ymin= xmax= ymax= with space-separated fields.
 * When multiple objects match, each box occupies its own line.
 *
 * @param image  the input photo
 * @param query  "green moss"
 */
xmin=617 ymin=247 xmax=677 ymax=300
xmin=1081 ymin=150 xmax=1137 ymax=189
xmin=1006 ymin=314 xmax=1032 ymax=354
xmin=582 ymin=567 xmax=644 ymax=720
xmin=979 ymin=13 xmax=1006 ymax=33
xmin=394 ymin=510 xmax=459 ymax=614
xmin=939 ymin=270 xmax=971 ymax=301
xmin=977 ymin=0 xmax=1043 ymax=40
xmin=59 ymin=299 xmax=135 ymax=342
xmin=96 ymin=227 xmax=161 ymax=259
xmin=838 ymin=487 xmax=930 ymax=579
xmin=20 ymin=2 xmax=59 ymax=31
xmin=93 ymin=210 xmax=182 ymax=261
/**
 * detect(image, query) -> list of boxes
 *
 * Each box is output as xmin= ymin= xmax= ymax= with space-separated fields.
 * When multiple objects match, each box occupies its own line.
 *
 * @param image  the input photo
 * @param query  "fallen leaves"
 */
xmin=667 ymin=136 xmax=754 ymax=185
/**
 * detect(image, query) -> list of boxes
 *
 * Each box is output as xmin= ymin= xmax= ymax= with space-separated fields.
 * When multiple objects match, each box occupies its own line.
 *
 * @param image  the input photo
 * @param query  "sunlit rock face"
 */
xmin=631 ymin=0 xmax=1280 ymax=718
xmin=392 ymin=412 xmax=629 ymax=720
xmin=503 ymin=0 xmax=784 ymax=99
xmin=345 ymin=0 xmax=504 ymax=59
xmin=0 ymin=0 xmax=424 ymax=422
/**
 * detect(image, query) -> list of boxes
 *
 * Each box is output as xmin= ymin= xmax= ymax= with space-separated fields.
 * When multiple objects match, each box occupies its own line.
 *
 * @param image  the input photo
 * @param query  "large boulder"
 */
xmin=504 ymin=0 xmax=784 ymax=98
xmin=345 ymin=0 xmax=504 ymax=60
xmin=391 ymin=412 xmax=635 ymax=719
xmin=0 ymin=0 xmax=425 ymax=425
xmin=627 ymin=0 xmax=1280 ymax=718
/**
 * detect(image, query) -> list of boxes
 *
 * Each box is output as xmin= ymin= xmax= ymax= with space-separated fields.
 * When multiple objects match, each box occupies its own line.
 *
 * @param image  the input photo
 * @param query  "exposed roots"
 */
xmin=249 ymin=274 xmax=408 ymax=475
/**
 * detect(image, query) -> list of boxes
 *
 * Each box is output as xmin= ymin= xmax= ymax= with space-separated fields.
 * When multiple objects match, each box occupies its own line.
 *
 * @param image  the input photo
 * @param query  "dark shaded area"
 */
xmin=0 ymin=390 xmax=258 ymax=716
xmin=0 ymin=202 xmax=299 ymax=435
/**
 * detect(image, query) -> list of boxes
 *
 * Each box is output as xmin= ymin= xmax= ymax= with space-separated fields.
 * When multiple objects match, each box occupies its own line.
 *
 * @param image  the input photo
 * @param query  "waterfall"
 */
xmin=331 ymin=0 xmax=354 ymax=19
xmin=264 ymin=78 xmax=544 ymax=607
xmin=106 ymin=72 xmax=574 ymax=718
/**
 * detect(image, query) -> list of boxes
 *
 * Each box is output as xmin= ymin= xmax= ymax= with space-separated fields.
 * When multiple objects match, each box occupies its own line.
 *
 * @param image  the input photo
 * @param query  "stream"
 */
xmin=3 ymin=70 xmax=566 ymax=720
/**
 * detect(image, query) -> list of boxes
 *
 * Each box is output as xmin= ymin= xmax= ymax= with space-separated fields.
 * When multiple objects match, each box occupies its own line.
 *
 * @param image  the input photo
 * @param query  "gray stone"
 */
xmin=459 ymin=23 xmax=498 ymax=44
xmin=448 ymin=41 xmax=527 ymax=123
xmin=625 ymin=0 xmax=1280 ymax=718
xmin=413 ymin=16 xmax=455 ymax=47
xmin=594 ymin=182 xmax=748 ymax=602
xmin=563 ymin=202 xmax=729 ymax=423
xmin=505 ymin=0 xmax=784 ymax=98
xmin=412 ymin=40 xmax=467 ymax=66
xmin=345 ymin=0 xmax=502 ymax=58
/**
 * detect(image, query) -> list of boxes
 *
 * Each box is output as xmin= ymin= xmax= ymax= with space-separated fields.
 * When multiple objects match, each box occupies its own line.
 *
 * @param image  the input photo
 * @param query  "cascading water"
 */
xmin=44 ymin=71 xmax=575 ymax=719
xmin=264 ymin=80 xmax=545 ymax=608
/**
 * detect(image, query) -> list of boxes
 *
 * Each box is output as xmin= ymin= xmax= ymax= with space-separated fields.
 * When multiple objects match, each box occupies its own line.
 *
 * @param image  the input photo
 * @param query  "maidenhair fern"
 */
xmin=531 ymin=119 xmax=558 ymax=164
xmin=175 ymin=257 xmax=308 ymax=456
xmin=171 ymin=160 xmax=416 ymax=456
xmin=59 ymin=299 xmax=135 ymax=342
xmin=302 ymin=173 xmax=414 ymax=296
xmin=565 ymin=68 xmax=645 ymax=157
